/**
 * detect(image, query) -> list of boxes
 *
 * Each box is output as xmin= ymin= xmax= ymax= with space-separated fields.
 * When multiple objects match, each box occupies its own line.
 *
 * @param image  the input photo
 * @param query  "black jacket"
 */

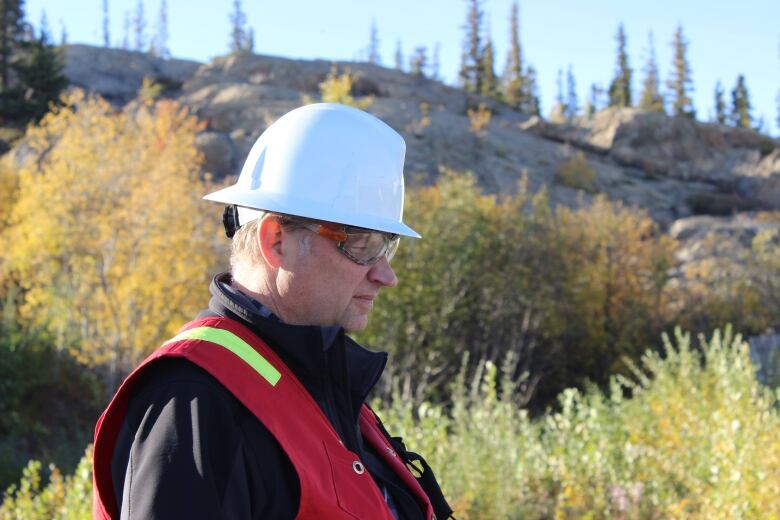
xmin=110 ymin=273 xmax=432 ymax=519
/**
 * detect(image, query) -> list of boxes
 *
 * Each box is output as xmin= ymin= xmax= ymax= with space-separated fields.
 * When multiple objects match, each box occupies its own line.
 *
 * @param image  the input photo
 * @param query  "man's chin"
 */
xmin=342 ymin=315 xmax=369 ymax=333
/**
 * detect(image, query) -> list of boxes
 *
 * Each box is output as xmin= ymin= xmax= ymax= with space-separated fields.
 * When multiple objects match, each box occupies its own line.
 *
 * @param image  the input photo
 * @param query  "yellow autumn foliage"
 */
xmin=318 ymin=65 xmax=373 ymax=109
xmin=554 ymin=196 xmax=677 ymax=376
xmin=0 ymin=159 xmax=17 ymax=231
xmin=1 ymin=91 xmax=221 ymax=380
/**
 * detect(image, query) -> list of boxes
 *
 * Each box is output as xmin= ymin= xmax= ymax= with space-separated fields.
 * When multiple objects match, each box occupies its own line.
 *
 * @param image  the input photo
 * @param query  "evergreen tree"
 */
xmin=38 ymin=11 xmax=49 ymax=42
xmin=549 ymin=67 xmax=566 ymax=122
xmin=714 ymin=80 xmax=726 ymax=124
xmin=459 ymin=0 xmax=484 ymax=93
xmin=479 ymin=28 xmax=497 ymax=98
xmin=730 ymin=74 xmax=752 ymax=128
xmin=639 ymin=31 xmax=664 ymax=112
xmin=522 ymin=64 xmax=541 ymax=115
xmin=586 ymin=83 xmax=604 ymax=117
xmin=503 ymin=1 xmax=525 ymax=110
xmin=151 ymin=0 xmax=169 ymax=58
xmin=754 ymin=114 xmax=766 ymax=134
xmin=565 ymin=66 xmax=578 ymax=120
xmin=368 ymin=19 xmax=380 ymax=65
xmin=0 ymin=1 xmax=67 ymax=124
xmin=608 ymin=23 xmax=632 ymax=108
xmin=122 ymin=11 xmax=130 ymax=49
xmin=0 ymin=0 xmax=25 ymax=90
xmin=9 ymin=25 xmax=67 ymax=121
xmin=776 ymin=90 xmax=779 ymax=135
xmin=229 ymin=0 xmax=251 ymax=53
xmin=394 ymin=39 xmax=403 ymax=71
xmin=102 ymin=0 xmax=109 ymax=47
xmin=430 ymin=42 xmax=440 ymax=80
xmin=555 ymin=68 xmax=564 ymax=108
xmin=59 ymin=18 xmax=66 ymax=45
xmin=133 ymin=0 xmax=146 ymax=52
xmin=667 ymin=25 xmax=695 ymax=118
xmin=409 ymin=46 xmax=427 ymax=77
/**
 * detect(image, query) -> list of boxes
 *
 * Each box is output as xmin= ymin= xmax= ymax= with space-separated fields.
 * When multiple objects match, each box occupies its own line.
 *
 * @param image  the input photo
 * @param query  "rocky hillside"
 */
xmin=38 ymin=45 xmax=780 ymax=263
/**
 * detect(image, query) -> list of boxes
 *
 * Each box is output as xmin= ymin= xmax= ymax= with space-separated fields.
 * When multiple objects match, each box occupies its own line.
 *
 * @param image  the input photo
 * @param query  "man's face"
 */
xmin=274 ymin=225 xmax=398 ymax=332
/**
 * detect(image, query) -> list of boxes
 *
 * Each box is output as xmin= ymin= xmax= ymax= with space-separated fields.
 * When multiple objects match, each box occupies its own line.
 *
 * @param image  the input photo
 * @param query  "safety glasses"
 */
xmin=299 ymin=221 xmax=400 ymax=266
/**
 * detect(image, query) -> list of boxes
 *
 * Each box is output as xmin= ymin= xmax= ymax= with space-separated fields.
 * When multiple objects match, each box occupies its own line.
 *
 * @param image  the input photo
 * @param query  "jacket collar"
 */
xmin=205 ymin=273 xmax=387 ymax=412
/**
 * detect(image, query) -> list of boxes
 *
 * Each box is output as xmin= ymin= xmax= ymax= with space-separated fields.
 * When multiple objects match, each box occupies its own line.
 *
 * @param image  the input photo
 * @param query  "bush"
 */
xmin=555 ymin=150 xmax=598 ymax=193
xmin=313 ymin=65 xmax=373 ymax=109
xmin=679 ymin=224 xmax=780 ymax=337
xmin=381 ymin=328 xmax=780 ymax=519
xmin=359 ymin=173 xmax=677 ymax=410
xmin=0 ymin=447 xmax=92 ymax=520
xmin=0 ymin=312 xmax=102 ymax=492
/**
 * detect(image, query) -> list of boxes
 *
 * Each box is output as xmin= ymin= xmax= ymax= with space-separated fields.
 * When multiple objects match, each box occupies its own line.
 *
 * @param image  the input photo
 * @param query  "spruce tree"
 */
xmin=667 ymin=25 xmax=695 ymax=118
xmin=430 ymin=42 xmax=440 ymax=80
xmin=0 ymin=0 xmax=25 ymax=90
xmin=0 ymin=5 xmax=67 ymax=124
xmin=503 ymin=1 xmax=525 ymax=110
xmin=730 ymin=74 xmax=752 ymax=128
xmin=229 ymin=0 xmax=251 ymax=53
xmin=152 ymin=0 xmax=169 ymax=58
xmin=122 ymin=11 xmax=130 ymax=49
xmin=523 ymin=64 xmax=541 ymax=115
xmin=38 ymin=11 xmax=49 ymax=41
xmin=608 ymin=23 xmax=632 ymax=108
xmin=9 ymin=24 xmax=67 ymax=121
xmin=776 ymin=90 xmax=779 ymax=134
xmin=639 ymin=31 xmax=664 ymax=112
xmin=102 ymin=0 xmax=109 ymax=47
xmin=565 ymin=66 xmax=578 ymax=120
xmin=368 ymin=19 xmax=380 ymax=65
xmin=714 ymin=80 xmax=726 ymax=124
xmin=555 ymin=68 xmax=564 ymax=108
xmin=394 ymin=39 xmax=403 ymax=71
xmin=459 ymin=0 xmax=484 ymax=93
xmin=479 ymin=29 xmax=497 ymax=98
xmin=409 ymin=46 xmax=427 ymax=76
xmin=133 ymin=0 xmax=146 ymax=52
xmin=586 ymin=83 xmax=604 ymax=116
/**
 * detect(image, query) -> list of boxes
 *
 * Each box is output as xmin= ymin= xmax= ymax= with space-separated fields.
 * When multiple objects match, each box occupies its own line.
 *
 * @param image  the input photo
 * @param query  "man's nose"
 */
xmin=367 ymin=256 xmax=398 ymax=287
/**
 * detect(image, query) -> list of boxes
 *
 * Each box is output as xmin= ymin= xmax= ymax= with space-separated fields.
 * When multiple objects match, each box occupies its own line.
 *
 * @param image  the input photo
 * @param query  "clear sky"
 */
xmin=27 ymin=0 xmax=780 ymax=135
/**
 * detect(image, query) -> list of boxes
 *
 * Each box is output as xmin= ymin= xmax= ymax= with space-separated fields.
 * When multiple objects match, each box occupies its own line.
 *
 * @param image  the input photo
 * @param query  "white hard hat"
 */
xmin=204 ymin=103 xmax=420 ymax=238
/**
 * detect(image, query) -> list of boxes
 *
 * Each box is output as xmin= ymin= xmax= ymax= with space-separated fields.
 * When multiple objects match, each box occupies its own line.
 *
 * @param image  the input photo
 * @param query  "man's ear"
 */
xmin=258 ymin=216 xmax=284 ymax=268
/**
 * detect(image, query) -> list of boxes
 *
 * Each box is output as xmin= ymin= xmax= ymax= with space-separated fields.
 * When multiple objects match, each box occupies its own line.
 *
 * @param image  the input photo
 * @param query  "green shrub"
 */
xmin=380 ymin=328 xmax=780 ymax=519
xmin=555 ymin=151 xmax=598 ymax=193
xmin=684 ymin=192 xmax=759 ymax=216
xmin=360 ymin=173 xmax=677 ymax=411
xmin=0 ymin=447 xmax=92 ymax=520
xmin=0 ymin=311 xmax=102 ymax=492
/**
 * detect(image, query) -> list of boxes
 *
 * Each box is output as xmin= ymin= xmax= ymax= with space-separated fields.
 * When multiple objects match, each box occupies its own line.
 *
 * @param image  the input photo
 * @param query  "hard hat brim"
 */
xmin=203 ymin=186 xmax=422 ymax=239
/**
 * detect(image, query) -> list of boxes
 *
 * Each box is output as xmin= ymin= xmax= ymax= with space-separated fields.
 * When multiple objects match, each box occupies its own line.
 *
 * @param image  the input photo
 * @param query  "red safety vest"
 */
xmin=92 ymin=316 xmax=435 ymax=520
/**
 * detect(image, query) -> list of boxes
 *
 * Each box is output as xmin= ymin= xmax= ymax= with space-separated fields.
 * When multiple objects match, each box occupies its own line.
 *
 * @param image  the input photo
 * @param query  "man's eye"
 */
xmin=347 ymin=235 xmax=373 ymax=248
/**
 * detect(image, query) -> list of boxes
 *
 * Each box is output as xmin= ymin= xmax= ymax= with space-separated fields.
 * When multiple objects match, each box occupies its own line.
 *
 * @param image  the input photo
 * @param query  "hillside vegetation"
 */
xmin=3 ymin=329 xmax=779 ymax=519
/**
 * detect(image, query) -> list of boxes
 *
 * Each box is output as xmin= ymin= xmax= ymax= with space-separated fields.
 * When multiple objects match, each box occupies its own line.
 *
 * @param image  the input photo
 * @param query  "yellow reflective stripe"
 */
xmin=164 ymin=326 xmax=281 ymax=386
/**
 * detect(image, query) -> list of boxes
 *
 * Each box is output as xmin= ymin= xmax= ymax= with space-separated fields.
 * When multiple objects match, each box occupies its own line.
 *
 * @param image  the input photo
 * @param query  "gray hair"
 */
xmin=229 ymin=211 xmax=308 ymax=278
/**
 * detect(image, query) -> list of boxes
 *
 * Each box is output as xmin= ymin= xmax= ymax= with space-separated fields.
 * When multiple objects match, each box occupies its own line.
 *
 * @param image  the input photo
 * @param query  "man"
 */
xmin=92 ymin=103 xmax=452 ymax=519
